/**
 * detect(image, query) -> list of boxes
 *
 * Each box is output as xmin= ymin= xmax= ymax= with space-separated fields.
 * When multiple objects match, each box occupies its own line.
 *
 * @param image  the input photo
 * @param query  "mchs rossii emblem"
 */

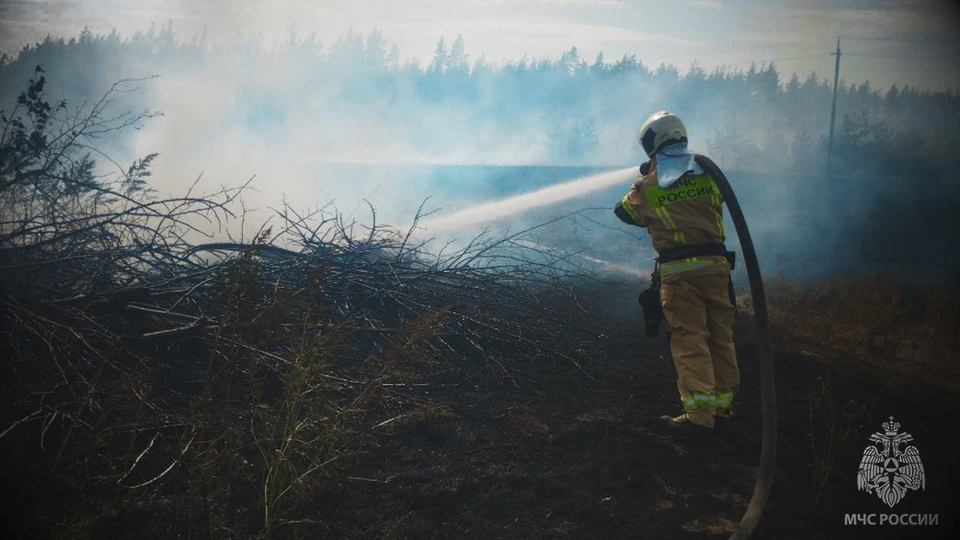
xmin=857 ymin=417 xmax=926 ymax=508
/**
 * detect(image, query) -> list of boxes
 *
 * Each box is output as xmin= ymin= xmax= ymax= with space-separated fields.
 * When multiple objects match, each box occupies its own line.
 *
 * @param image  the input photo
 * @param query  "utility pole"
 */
xmin=827 ymin=37 xmax=841 ymax=170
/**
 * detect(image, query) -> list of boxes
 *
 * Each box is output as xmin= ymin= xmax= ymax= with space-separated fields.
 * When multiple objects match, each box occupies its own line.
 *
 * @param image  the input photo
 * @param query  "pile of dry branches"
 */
xmin=0 ymin=67 xmax=606 ymax=539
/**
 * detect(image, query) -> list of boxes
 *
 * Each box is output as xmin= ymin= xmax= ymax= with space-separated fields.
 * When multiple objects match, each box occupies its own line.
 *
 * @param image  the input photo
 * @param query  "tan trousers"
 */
xmin=660 ymin=267 xmax=739 ymax=429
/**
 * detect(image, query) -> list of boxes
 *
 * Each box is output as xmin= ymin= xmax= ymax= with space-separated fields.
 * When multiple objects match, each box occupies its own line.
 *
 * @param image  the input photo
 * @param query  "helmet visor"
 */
xmin=640 ymin=127 xmax=658 ymax=157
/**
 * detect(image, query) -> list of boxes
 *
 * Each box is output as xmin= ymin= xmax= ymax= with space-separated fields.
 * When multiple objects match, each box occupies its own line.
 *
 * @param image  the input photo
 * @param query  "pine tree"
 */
xmin=591 ymin=52 xmax=606 ymax=75
xmin=449 ymin=35 xmax=468 ymax=72
xmin=429 ymin=36 xmax=448 ymax=74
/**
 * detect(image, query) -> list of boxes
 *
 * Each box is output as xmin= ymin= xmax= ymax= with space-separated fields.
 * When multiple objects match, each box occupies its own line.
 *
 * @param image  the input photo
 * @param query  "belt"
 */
xmin=657 ymin=243 xmax=733 ymax=268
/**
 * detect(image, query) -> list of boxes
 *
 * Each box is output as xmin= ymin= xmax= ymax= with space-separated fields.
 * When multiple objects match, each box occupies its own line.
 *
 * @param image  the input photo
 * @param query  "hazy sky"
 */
xmin=2 ymin=0 xmax=959 ymax=90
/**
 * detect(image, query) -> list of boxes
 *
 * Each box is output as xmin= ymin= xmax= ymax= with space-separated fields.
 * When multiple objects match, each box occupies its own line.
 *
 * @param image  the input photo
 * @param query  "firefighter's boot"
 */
xmin=713 ymin=412 xmax=733 ymax=436
xmin=657 ymin=413 xmax=713 ymax=443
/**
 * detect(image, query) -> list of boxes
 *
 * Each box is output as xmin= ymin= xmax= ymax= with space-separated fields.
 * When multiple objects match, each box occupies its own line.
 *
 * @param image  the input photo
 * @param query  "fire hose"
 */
xmin=694 ymin=154 xmax=777 ymax=540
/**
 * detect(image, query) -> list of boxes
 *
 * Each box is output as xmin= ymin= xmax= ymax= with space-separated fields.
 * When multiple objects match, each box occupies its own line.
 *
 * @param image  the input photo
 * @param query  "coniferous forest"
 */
xmin=2 ymin=25 xmax=958 ymax=174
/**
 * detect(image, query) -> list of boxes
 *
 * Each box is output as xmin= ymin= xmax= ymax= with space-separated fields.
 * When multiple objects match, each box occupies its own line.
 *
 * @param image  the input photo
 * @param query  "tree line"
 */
xmin=1 ymin=24 xmax=957 ymax=173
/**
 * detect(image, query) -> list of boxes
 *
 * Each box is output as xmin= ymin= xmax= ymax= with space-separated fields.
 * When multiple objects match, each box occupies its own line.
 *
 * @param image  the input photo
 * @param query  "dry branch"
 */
xmin=0 ymin=66 xmax=610 ymax=539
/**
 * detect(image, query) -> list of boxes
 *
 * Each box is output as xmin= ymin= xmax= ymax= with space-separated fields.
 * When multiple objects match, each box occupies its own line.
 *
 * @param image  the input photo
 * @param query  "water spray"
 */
xmin=693 ymin=154 xmax=777 ymax=540
xmin=417 ymin=167 xmax=637 ymax=231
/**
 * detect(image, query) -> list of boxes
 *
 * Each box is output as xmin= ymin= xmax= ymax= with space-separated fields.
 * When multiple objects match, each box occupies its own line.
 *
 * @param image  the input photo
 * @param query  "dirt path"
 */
xmin=320 ymin=280 xmax=959 ymax=539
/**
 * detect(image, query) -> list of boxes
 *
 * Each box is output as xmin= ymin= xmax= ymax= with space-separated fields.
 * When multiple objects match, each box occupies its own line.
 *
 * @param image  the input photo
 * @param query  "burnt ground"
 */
xmin=315 ymin=278 xmax=959 ymax=540
xmin=2 ymin=276 xmax=957 ymax=540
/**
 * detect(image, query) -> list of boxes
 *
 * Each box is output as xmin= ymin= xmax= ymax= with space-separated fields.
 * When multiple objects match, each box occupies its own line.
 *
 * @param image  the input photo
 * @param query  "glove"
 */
xmin=639 ymin=161 xmax=651 ymax=176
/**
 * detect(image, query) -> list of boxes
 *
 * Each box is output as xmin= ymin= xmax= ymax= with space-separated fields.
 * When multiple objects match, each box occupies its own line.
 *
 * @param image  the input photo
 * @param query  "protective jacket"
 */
xmin=614 ymin=165 xmax=728 ymax=280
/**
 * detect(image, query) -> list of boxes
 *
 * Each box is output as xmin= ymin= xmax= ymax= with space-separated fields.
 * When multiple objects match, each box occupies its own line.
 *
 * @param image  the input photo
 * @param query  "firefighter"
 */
xmin=614 ymin=111 xmax=739 ymax=439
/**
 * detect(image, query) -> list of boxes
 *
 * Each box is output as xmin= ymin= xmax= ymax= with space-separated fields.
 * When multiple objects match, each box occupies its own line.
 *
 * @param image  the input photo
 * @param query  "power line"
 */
xmin=669 ymin=53 xmax=830 ymax=70
xmin=839 ymin=35 xmax=959 ymax=46
xmin=844 ymin=52 xmax=960 ymax=64
xmin=687 ymin=43 xmax=826 ymax=57
xmin=715 ymin=53 xmax=830 ymax=67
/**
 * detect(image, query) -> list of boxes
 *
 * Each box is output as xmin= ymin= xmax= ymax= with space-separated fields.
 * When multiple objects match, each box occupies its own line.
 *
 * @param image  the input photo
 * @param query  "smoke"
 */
xmin=1 ymin=23 xmax=958 ymax=287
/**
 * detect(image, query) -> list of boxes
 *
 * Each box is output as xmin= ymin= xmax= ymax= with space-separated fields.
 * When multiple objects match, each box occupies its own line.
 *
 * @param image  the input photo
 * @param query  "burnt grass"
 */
xmin=262 ymin=279 xmax=959 ymax=539
xmin=3 ymin=276 xmax=958 ymax=540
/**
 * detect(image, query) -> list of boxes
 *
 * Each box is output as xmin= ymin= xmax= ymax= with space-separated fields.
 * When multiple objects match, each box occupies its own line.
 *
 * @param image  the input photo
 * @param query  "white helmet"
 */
xmin=638 ymin=111 xmax=688 ymax=158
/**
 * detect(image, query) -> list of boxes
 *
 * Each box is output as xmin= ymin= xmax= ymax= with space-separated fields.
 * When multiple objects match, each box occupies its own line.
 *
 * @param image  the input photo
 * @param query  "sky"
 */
xmin=1 ymin=0 xmax=960 ymax=91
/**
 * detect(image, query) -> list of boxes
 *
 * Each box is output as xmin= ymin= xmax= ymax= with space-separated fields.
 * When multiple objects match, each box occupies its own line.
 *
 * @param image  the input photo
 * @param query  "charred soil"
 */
xmin=271 ymin=279 xmax=959 ymax=539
